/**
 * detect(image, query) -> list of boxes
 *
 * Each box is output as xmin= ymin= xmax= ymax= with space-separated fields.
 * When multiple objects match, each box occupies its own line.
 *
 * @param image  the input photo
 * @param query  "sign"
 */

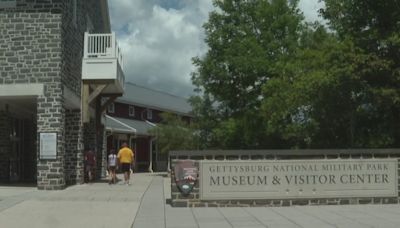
xmin=175 ymin=160 xmax=198 ymax=195
xmin=39 ymin=133 xmax=57 ymax=159
xmin=200 ymin=159 xmax=398 ymax=200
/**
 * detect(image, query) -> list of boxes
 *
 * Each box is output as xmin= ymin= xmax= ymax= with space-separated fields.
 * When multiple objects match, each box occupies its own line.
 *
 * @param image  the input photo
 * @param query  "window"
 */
xmin=147 ymin=109 xmax=152 ymax=119
xmin=107 ymin=103 xmax=115 ymax=113
xmin=0 ymin=0 xmax=16 ymax=8
xmin=129 ymin=106 xmax=135 ymax=117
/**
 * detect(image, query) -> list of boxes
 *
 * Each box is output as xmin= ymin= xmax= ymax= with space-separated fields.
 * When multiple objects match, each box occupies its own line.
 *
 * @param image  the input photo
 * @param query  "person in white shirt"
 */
xmin=108 ymin=149 xmax=117 ymax=184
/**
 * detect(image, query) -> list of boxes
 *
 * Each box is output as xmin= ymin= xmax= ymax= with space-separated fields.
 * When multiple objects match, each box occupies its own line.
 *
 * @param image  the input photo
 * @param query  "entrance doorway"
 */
xmin=0 ymin=99 xmax=37 ymax=185
xmin=6 ymin=117 xmax=36 ymax=184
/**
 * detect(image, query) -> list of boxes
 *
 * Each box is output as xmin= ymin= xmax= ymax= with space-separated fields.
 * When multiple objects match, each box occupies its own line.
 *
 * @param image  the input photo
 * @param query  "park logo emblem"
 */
xmin=174 ymin=160 xmax=198 ymax=195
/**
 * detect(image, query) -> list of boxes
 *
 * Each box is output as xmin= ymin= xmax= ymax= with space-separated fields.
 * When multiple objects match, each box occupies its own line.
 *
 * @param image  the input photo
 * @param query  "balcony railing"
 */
xmin=82 ymin=32 xmax=125 ymax=95
xmin=83 ymin=32 xmax=124 ymax=70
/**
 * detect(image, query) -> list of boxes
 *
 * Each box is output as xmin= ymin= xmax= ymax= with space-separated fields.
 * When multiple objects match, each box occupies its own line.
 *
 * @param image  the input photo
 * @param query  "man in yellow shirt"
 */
xmin=117 ymin=142 xmax=134 ymax=185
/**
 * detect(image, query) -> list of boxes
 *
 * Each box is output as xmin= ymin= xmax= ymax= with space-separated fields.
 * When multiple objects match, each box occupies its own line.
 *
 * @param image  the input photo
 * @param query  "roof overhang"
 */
xmin=105 ymin=115 xmax=156 ymax=136
xmin=116 ymin=99 xmax=194 ymax=117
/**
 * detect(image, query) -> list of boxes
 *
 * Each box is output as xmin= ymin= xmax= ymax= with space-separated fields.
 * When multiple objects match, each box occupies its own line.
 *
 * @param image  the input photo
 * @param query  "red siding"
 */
xmin=107 ymin=102 xmax=165 ymax=122
xmin=105 ymin=101 xmax=193 ymax=172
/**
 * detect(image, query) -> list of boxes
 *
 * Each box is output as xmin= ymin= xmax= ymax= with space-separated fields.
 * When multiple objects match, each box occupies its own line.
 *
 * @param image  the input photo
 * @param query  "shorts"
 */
xmin=85 ymin=164 xmax=94 ymax=172
xmin=121 ymin=163 xmax=131 ymax=173
xmin=108 ymin=166 xmax=116 ymax=172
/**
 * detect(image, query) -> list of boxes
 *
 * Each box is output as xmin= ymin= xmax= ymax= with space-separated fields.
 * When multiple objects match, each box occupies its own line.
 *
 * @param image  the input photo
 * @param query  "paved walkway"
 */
xmin=0 ymin=173 xmax=399 ymax=228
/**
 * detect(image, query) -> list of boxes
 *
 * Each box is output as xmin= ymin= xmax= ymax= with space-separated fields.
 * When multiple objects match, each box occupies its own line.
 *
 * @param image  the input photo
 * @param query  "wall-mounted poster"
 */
xmin=40 ymin=132 xmax=57 ymax=159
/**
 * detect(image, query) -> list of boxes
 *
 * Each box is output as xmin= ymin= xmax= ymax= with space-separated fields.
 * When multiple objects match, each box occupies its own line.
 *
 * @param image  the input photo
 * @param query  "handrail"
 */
xmin=83 ymin=32 xmax=124 ymax=69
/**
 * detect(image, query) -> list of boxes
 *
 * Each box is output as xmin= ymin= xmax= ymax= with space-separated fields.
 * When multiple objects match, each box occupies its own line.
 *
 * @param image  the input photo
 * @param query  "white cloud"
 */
xmin=109 ymin=0 xmax=213 ymax=98
xmin=108 ymin=0 xmax=323 ymax=98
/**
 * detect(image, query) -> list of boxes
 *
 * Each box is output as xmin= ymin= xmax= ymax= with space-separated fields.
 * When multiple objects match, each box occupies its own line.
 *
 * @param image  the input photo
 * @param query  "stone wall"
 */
xmin=170 ymin=150 xmax=400 ymax=207
xmin=0 ymin=12 xmax=62 ymax=84
xmin=0 ymin=0 xmax=110 ymax=189
xmin=64 ymin=110 xmax=83 ymax=185
xmin=83 ymin=120 xmax=96 ymax=151
xmin=36 ymin=92 xmax=65 ymax=190
xmin=0 ymin=0 xmax=109 ymax=96
xmin=59 ymin=0 xmax=109 ymax=183
xmin=0 ymin=11 xmax=65 ymax=189
xmin=60 ymin=0 xmax=109 ymax=96
xmin=0 ymin=0 xmax=63 ymax=13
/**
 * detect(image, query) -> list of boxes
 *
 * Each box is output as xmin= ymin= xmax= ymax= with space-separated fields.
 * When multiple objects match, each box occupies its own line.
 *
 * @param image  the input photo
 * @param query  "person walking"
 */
xmin=84 ymin=149 xmax=96 ymax=183
xmin=108 ymin=149 xmax=118 ymax=184
xmin=117 ymin=142 xmax=134 ymax=185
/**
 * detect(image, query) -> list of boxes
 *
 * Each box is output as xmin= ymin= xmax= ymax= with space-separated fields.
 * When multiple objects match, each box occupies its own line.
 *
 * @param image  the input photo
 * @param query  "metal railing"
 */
xmin=83 ymin=32 xmax=124 ymax=69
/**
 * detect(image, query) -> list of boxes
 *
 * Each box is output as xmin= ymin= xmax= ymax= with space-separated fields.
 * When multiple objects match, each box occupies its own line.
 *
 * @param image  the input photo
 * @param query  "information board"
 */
xmin=39 ymin=132 xmax=57 ymax=159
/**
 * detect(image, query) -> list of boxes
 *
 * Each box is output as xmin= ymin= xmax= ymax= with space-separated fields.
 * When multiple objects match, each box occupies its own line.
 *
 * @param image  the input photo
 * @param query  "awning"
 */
xmin=105 ymin=115 xmax=156 ymax=136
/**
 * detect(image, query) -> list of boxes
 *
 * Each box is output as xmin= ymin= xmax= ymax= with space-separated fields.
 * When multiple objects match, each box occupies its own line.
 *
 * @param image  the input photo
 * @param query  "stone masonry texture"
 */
xmin=0 ymin=0 xmax=110 ymax=189
xmin=65 ymin=110 xmax=83 ymax=185
xmin=0 ymin=11 xmax=65 ymax=190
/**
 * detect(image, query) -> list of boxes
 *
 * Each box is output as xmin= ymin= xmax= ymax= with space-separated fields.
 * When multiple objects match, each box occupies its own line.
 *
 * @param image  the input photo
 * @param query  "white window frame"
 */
xmin=147 ymin=109 xmax=153 ymax=119
xmin=107 ymin=103 xmax=115 ymax=113
xmin=129 ymin=106 xmax=135 ymax=117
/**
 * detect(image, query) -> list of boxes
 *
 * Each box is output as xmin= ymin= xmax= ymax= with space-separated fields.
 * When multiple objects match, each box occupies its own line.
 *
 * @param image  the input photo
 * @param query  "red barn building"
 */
xmin=104 ymin=82 xmax=192 ymax=172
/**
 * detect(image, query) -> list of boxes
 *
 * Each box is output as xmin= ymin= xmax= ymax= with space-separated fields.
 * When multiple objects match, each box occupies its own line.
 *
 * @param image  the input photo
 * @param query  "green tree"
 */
xmin=321 ymin=0 xmax=400 ymax=147
xmin=188 ymin=94 xmax=219 ymax=149
xmin=261 ymin=26 xmax=365 ymax=148
xmin=192 ymin=0 xmax=400 ymax=149
xmin=191 ymin=0 xmax=305 ymax=149
xmin=149 ymin=113 xmax=198 ymax=154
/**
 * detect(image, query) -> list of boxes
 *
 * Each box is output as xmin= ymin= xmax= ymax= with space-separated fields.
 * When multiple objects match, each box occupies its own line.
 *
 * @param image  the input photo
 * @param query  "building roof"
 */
xmin=117 ymin=82 xmax=192 ymax=116
xmin=105 ymin=115 xmax=156 ymax=136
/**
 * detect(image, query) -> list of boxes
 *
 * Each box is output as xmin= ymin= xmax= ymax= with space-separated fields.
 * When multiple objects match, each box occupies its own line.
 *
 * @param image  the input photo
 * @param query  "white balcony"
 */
xmin=82 ymin=32 xmax=125 ymax=95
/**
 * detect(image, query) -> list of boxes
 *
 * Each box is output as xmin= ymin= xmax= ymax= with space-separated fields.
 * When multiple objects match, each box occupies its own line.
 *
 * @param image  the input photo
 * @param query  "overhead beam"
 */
xmin=88 ymin=84 xmax=107 ymax=104
xmin=101 ymin=95 xmax=119 ymax=113
xmin=82 ymin=84 xmax=108 ymax=124
xmin=82 ymin=84 xmax=90 ymax=124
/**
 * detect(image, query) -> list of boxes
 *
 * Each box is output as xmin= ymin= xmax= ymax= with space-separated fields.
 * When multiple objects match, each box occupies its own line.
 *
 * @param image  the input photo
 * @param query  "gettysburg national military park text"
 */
xmin=208 ymin=162 xmax=389 ymax=186
xmin=200 ymin=160 xmax=398 ymax=200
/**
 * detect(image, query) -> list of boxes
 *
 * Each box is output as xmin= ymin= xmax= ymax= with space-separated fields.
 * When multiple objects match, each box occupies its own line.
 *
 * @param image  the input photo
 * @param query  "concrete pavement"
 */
xmin=0 ymin=173 xmax=399 ymax=228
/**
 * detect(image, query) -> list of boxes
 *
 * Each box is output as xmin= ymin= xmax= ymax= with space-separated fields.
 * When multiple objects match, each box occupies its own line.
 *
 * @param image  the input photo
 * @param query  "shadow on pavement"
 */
xmin=0 ymin=182 xmax=36 ymax=188
xmin=149 ymin=172 xmax=169 ymax=178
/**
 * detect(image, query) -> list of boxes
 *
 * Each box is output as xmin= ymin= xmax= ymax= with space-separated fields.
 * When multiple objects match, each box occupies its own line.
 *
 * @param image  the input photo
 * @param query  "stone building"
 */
xmin=0 ymin=0 xmax=125 ymax=189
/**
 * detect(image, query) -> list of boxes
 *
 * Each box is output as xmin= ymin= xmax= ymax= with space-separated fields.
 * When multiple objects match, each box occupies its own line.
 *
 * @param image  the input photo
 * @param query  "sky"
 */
xmin=108 ymin=0 xmax=325 ymax=98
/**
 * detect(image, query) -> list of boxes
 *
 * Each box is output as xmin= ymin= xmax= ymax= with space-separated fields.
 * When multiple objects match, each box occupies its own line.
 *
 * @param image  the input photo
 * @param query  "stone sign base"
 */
xmin=170 ymin=150 xmax=400 ymax=207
